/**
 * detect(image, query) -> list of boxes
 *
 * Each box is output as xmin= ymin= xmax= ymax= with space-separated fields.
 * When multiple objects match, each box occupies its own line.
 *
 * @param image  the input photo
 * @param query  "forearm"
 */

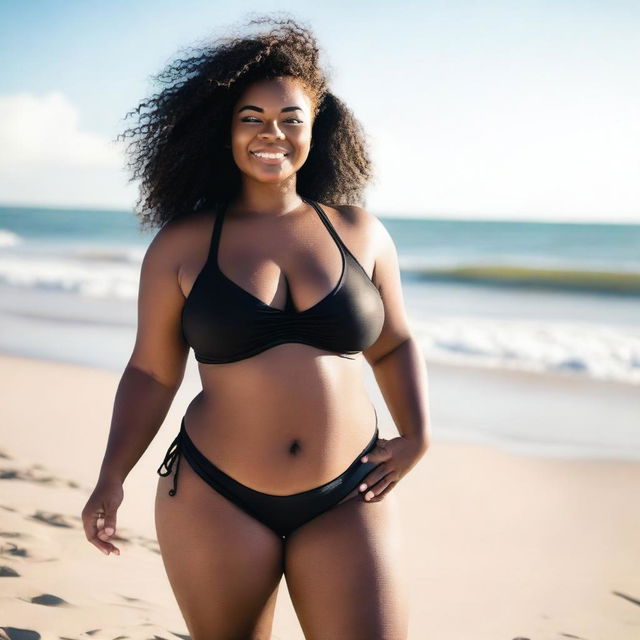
xmin=97 ymin=365 xmax=180 ymax=485
xmin=370 ymin=337 xmax=431 ymax=451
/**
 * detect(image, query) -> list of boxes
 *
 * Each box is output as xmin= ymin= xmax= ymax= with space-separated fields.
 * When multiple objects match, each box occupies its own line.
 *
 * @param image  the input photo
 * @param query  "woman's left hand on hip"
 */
xmin=358 ymin=435 xmax=427 ymax=502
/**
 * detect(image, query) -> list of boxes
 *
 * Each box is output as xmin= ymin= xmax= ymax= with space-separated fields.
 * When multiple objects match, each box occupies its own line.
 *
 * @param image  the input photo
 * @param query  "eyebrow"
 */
xmin=237 ymin=105 xmax=303 ymax=114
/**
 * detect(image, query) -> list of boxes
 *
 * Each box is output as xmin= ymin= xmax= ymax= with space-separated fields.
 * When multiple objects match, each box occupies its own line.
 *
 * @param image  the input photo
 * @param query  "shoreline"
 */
xmin=4 ymin=345 xmax=640 ymax=462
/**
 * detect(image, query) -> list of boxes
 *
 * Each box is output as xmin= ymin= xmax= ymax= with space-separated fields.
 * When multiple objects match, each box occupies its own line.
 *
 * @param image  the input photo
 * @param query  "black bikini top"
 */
xmin=181 ymin=197 xmax=385 ymax=364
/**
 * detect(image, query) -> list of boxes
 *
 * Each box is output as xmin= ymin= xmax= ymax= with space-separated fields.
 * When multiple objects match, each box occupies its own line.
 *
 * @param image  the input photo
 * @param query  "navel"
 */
xmin=288 ymin=439 xmax=302 ymax=455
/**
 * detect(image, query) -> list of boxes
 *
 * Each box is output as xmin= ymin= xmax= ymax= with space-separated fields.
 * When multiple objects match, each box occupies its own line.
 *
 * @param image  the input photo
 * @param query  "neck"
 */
xmin=230 ymin=176 xmax=305 ymax=218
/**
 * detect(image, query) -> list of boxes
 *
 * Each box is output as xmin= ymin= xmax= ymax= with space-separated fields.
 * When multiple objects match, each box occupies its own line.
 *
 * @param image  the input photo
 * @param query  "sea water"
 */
xmin=1 ymin=204 xmax=639 ymax=459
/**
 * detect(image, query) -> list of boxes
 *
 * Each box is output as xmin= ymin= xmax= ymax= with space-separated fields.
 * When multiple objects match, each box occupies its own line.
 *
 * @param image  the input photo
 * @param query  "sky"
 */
xmin=0 ymin=0 xmax=638 ymax=222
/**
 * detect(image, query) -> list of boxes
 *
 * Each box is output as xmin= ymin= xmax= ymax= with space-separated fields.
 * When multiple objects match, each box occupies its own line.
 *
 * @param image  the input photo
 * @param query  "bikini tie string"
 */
xmin=157 ymin=431 xmax=182 ymax=496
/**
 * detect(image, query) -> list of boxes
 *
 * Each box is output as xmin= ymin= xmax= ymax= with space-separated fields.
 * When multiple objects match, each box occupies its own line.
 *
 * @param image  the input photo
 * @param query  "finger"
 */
xmin=97 ymin=513 xmax=117 ymax=541
xmin=82 ymin=506 xmax=103 ymax=544
xmin=81 ymin=509 xmax=96 ymax=540
xmin=84 ymin=518 xmax=120 ymax=555
xmin=90 ymin=534 xmax=121 ymax=556
xmin=360 ymin=439 xmax=391 ymax=464
xmin=96 ymin=510 xmax=120 ymax=555
xmin=82 ymin=507 xmax=120 ymax=556
xmin=357 ymin=464 xmax=390 ymax=493
xmin=94 ymin=515 xmax=120 ymax=554
xmin=364 ymin=479 xmax=396 ymax=502
xmin=359 ymin=467 xmax=394 ymax=497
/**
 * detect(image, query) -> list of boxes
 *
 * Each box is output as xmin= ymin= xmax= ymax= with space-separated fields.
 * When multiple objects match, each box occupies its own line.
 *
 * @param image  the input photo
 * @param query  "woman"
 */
xmin=81 ymin=15 xmax=430 ymax=639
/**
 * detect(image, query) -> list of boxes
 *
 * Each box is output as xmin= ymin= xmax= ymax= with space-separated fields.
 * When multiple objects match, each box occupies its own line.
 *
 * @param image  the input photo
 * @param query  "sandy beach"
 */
xmin=1 ymin=352 xmax=639 ymax=639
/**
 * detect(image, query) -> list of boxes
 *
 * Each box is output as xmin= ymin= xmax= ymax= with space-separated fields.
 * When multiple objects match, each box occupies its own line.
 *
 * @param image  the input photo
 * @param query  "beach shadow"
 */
xmin=0 ymin=466 xmax=79 ymax=489
xmin=28 ymin=593 xmax=70 ymax=606
xmin=28 ymin=511 xmax=74 ymax=528
xmin=0 ymin=628 xmax=41 ymax=640
xmin=612 ymin=590 xmax=640 ymax=607
xmin=0 ymin=565 xmax=19 ymax=576
xmin=0 ymin=541 xmax=28 ymax=557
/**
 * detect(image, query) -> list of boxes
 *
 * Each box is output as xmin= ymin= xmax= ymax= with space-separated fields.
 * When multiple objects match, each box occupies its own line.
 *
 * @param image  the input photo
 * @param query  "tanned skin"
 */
xmin=82 ymin=76 xmax=430 ymax=639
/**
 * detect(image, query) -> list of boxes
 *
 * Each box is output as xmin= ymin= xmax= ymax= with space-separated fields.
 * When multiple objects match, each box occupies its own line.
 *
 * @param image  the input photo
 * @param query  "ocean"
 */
xmin=1 ymin=204 xmax=639 ymax=459
xmin=1 ymin=204 xmax=638 ymax=380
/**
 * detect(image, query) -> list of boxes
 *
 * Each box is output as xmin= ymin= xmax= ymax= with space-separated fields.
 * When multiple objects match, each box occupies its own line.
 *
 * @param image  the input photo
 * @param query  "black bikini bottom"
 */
xmin=157 ymin=410 xmax=381 ymax=539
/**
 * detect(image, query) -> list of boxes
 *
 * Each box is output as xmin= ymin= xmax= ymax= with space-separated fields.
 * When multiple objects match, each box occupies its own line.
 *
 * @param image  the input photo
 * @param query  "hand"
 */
xmin=358 ymin=435 xmax=427 ymax=502
xmin=81 ymin=477 xmax=124 ymax=556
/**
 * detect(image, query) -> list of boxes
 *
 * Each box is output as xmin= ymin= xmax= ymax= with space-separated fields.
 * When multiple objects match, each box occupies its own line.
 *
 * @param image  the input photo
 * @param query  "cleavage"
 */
xmin=217 ymin=219 xmax=344 ymax=313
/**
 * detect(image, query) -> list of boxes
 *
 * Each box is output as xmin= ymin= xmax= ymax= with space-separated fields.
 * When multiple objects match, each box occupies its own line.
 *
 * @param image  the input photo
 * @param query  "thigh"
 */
xmin=155 ymin=453 xmax=285 ymax=640
xmin=283 ymin=489 xmax=409 ymax=640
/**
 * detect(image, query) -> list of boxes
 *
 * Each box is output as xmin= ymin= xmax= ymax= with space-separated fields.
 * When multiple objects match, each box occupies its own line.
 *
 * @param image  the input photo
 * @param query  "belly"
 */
xmin=183 ymin=344 xmax=377 ymax=495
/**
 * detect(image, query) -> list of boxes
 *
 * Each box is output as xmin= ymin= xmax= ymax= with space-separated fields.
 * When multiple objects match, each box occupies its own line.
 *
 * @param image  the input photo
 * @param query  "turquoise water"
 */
xmin=2 ymin=205 xmax=640 ymax=294
xmin=0 ymin=204 xmax=639 ymax=387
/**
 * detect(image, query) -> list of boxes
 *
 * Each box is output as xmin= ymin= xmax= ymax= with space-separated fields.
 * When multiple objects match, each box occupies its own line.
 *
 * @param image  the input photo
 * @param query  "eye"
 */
xmin=240 ymin=117 xmax=303 ymax=124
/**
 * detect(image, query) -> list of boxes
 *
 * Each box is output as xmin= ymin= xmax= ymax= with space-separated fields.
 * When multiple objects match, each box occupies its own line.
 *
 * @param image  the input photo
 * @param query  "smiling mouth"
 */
xmin=250 ymin=151 xmax=289 ymax=164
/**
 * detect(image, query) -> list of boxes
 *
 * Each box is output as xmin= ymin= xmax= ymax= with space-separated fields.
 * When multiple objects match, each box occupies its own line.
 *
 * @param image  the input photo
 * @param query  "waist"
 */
xmin=183 ymin=391 xmax=378 ymax=495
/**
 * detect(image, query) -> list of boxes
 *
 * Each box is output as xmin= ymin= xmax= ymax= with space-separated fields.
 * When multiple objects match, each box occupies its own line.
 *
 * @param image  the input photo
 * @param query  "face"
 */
xmin=229 ymin=76 xmax=315 ymax=185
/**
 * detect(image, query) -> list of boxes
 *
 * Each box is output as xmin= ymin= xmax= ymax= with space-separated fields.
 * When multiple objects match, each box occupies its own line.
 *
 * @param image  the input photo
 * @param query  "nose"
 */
xmin=258 ymin=120 xmax=285 ymax=140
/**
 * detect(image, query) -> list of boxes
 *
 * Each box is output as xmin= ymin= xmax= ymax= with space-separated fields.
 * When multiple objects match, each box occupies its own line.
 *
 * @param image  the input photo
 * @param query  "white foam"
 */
xmin=0 ymin=229 xmax=22 ymax=247
xmin=409 ymin=315 xmax=640 ymax=385
xmin=0 ymin=255 xmax=139 ymax=300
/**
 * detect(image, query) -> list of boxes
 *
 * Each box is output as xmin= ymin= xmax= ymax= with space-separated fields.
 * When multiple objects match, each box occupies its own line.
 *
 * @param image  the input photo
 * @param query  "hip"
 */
xmin=180 ymin=392 xmax=380 ymax=495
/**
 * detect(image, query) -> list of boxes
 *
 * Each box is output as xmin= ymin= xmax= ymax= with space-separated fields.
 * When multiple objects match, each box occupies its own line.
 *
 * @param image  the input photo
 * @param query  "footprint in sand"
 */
xmin=28 ymin=511 xmax=74 ymax=528
xmin=119 ymin=594 xmax=142 ymax=602
xmin=0 ymin=466 xmax=79 ymax=489
xmin=612 ymin=589 xmax=640 ymax=607
xmin=0 ymin=565 xmax=19 ymax=576
xmin=1 ymin=541 xmax=28 ymax=557
xmin=0 ymin=532 xmax=29 ymax=558
xmin=27 ymin=593 xmax=70 ymax=606
xmin=131 ymin=534 xmax=159 ymax=553
xmin=0 ymin=628 xmax=41 ymax=640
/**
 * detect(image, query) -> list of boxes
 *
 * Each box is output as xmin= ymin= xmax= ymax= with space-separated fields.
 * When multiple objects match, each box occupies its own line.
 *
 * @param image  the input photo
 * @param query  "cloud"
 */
xmin=0 ymin=91 xmax=121 ymax=169
xmin=0 ymin=92 xmax=135 ymax=209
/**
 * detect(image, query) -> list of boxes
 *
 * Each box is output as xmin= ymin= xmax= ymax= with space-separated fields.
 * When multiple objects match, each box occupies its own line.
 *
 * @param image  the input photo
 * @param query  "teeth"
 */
xmin=253 ymin=151 xmax=286 ymax=158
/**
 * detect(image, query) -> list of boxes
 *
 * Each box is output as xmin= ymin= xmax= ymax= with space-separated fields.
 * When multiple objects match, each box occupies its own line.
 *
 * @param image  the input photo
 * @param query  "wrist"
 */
xmin=401 ymin=433 xmax=430 ymax=454
xmin=97 ymin=468 xmax=126 ymax=486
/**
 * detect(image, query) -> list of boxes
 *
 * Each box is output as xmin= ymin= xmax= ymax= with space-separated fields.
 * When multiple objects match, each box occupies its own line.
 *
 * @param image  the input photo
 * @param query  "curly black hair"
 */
xmin=114 ymin=13 xmax=375 ymax=231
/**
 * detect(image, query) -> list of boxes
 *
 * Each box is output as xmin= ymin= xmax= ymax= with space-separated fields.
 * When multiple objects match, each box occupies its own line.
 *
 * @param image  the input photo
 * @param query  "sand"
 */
xmin=1 ymin=352 xmax=639 ymax=639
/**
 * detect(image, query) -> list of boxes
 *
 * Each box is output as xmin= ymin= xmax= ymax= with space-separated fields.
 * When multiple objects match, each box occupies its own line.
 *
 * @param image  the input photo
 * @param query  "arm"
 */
xmin=82 ymin=219 xmax=190 ymax=554
xmin=363 ymin=214 xmax=431 ymax=454
xmin=97 ymin=221 xmax=190 ymax=484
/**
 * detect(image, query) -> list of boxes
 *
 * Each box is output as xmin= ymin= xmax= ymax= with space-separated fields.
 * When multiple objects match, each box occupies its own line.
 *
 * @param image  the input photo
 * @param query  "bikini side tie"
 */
xmin=157 ymin=431 xmax=182 ymax=496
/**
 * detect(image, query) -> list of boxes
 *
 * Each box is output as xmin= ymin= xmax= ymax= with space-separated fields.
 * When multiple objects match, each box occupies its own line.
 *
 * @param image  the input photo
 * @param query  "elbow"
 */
xmin=125 ymin=362 xmax=183 ymax=392
xmin=367 ymin=335 xmax=413 ymax=367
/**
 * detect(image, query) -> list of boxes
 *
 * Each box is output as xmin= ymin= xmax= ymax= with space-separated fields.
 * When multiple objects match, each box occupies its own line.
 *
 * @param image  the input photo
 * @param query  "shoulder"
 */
xmin=142 ymin=210 xmax=213 ymax=265
xmin=330 ymin=203 xmax=393 ymax=258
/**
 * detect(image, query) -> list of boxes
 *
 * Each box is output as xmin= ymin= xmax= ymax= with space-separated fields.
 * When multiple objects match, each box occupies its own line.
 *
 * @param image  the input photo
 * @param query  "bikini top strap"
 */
xmin=207 ymin=203 xmax=227 ymax=260
xmin=303 ymin=198 xmax=376 ymax=282
xmin=303 ymin=197 xmax=348 ymax=254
